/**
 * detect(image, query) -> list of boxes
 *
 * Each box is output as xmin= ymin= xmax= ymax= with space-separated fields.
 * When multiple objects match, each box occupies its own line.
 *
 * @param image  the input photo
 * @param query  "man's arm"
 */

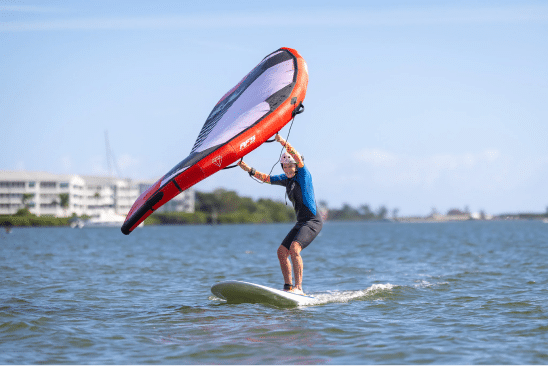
xmin=275 ymin=134 xmax=304 ymax=168
xmin=237 ymin=161 xmax=271 ymax=183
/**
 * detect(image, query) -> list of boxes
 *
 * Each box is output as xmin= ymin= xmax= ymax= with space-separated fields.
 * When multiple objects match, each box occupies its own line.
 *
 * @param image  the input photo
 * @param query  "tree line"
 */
xmin=148 ymin=193 xmax=395 ymax=225
xmin=1 ymin=188 xmax=399 ymax=228
xmin=324 ymin=202 xmax=395 ymax=221
xmin=5 ymin=187 xmax=547 ymax=228
xmin=145 ymin=188 xmax=296 ymax=225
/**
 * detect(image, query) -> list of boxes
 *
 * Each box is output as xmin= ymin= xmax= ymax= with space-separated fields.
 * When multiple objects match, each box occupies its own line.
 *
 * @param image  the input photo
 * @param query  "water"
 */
xmin=1 ymin=221 xmax=547 ymax=364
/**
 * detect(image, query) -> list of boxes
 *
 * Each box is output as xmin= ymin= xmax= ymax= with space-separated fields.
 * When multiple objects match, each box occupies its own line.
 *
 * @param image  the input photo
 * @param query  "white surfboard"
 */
xmin=211 ymin=280 xmax=316 ymax=306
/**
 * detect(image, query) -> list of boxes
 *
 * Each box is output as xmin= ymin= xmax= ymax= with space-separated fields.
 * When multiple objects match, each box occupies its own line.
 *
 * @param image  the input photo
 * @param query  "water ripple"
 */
xmin=1 ymin=222 xmax=547 ymax=363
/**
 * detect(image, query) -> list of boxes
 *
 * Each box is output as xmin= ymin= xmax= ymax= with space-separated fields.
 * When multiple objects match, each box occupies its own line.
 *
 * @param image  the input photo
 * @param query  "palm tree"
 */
xmin=21 ymin=193 xmax=34 ymax=209
xmin=59 ymin=193 xmax=70 ymax=217
xmin=93 ymin=191 xmax=101 ymax=214
xmin=19 ymin=193 xmax=34 ymax=215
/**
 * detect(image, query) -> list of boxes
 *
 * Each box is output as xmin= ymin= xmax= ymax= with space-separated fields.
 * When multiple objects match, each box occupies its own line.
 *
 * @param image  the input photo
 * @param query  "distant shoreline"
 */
xmin=2 ymin=214 xmax=547 ymax=229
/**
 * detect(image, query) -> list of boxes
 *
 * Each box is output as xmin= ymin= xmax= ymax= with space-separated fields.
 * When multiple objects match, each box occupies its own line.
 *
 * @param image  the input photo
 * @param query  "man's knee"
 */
xmin=277 ymin=245 xmax=289 ymax=259
xmin=289 ymin=241 xmax=302 ymax=257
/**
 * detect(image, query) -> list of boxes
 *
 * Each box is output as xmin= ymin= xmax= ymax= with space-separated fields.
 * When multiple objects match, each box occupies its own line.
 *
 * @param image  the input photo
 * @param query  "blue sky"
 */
xmin=1 ymin=0 xmax=547 ymax=216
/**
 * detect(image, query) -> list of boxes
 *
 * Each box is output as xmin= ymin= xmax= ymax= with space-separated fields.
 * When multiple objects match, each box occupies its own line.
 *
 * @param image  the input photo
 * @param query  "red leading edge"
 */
xmin=121 ymin=47 xmax=308 ymax=235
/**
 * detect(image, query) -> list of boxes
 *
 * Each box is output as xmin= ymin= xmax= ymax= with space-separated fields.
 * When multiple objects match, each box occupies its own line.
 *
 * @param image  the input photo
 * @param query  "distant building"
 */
xmin=1 ymin=171 xmax=86 ymax=217
xmin=0 ymin=171 xmax=194 ymax=217
xmin=429 ymin=212 xmax=471 ymax=222
xmin=137 ymin=181 xmax=194 ymax=214
xmin=80 ymin=175 xmax=139 ymax=216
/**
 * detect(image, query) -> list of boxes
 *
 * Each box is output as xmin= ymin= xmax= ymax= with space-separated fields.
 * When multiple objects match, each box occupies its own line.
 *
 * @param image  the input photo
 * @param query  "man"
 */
xmin=238 ymin=134 xmax=322 ymax=294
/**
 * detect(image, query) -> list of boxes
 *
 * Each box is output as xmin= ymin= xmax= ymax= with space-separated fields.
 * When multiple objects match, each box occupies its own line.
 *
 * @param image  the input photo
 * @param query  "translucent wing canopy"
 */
xmin=121 ymin=48 xmax=308 ymax=235
xmin=161 ymin=49 xmax=299 ymax=186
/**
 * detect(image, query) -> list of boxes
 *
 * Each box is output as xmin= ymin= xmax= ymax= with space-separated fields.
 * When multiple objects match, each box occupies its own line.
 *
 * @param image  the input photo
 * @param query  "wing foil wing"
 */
xmin=121 ymin=47 xmax=308 ymax=235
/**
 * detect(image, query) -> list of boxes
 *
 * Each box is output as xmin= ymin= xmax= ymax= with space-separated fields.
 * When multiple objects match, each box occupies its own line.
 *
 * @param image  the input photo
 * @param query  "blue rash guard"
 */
xmin=270 ymin=164 xmax=323 ymax=250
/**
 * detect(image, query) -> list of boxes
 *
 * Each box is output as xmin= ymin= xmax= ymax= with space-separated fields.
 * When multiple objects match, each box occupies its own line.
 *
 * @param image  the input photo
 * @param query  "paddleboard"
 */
xmin=211 ymin=280 xmax=315 ymax=306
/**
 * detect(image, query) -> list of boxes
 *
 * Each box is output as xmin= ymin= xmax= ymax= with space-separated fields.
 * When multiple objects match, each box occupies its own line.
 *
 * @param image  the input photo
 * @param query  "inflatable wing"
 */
xmin=121 ymin=47 xmax=308 ymax=235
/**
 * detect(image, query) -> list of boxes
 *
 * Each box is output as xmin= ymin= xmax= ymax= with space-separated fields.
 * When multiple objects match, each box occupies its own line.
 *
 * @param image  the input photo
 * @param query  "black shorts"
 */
xmin=281 ymin=218 xmax=322 ymax=250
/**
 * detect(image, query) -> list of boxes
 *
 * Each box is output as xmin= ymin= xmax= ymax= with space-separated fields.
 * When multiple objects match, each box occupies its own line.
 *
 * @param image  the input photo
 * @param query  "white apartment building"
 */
xmin=81 ymin=175 xmax=139 ymax=216
xmin=137 ymin=181 xmax=195 ymax=214
xmin=0 ymin=171 xmax=194 ymax=217
xmin=0 ymin=171 xmax=85 ymax=217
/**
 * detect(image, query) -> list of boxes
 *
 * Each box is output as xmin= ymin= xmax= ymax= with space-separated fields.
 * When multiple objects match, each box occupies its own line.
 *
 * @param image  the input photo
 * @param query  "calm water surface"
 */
xmin=1 ymin=221 xmax=547 ymax=364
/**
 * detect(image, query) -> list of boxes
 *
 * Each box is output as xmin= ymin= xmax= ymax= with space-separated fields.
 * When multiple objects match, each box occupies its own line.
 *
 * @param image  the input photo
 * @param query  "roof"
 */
xmin=0 ymin=170 xmax=78 ymax=182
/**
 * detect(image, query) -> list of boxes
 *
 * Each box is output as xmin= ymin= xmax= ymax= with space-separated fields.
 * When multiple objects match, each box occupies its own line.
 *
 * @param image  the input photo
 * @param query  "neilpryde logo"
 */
xmin=240 ymin=135 xmax=256 ymax=151
xmin=212 ymin=156 xmax=222 ymax=167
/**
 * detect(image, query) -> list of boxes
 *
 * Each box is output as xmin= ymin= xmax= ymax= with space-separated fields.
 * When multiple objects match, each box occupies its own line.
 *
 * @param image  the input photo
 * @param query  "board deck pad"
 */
xmin=211 ymin=280 xmax=316 ymax=306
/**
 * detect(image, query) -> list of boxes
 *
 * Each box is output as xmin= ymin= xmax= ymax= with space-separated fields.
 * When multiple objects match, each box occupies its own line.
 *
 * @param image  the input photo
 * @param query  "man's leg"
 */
xmin=277 ymin=245 xmax=292 ymax=287
xmin=289 ymin=241 xmax=303 ymax=290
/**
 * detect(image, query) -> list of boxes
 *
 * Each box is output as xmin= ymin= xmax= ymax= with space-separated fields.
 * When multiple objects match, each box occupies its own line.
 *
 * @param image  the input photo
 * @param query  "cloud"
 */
xmin=353 ymin=148 xmax=398 ymax=167
xmin=0 ymin=5 xmax=65 ymax=13
xmin=90 ymin=155 xmax=108 ymax=176
xmin=351 ymin=148 xmax=546 ymax=193
xmin=88 ymin=153 xmax=141 ymax=178
xmin=2 ymin=4 xmax=547 ymax=32
xmin=312 ymin=148 xmax=548 ymax=215
xmin=117 ymin=153 xmax=139 ymax=170
xmin=15 ymin=160 xmax=25 ymax=170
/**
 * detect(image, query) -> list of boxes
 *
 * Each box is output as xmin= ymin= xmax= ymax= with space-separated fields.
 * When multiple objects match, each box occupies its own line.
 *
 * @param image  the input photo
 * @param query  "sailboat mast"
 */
xmin=104 ymin=130 xmax=121 ymax=178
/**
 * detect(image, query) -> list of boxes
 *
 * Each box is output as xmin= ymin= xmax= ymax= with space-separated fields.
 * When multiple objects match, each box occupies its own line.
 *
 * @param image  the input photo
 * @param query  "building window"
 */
xmin=29 ymin=182 xmax=36 ymax=188
xmin=0 ymin=193 xmax=25 ymax=199
xmin=60 ymin=183 xmax=69 ymax=189
xmin=40 ymin=203 xmax=58 ymax=208
xmin=0 ymin=181 xmax=25 ymax=188
xmin=40 ymin=182 xmax=56 ymax=189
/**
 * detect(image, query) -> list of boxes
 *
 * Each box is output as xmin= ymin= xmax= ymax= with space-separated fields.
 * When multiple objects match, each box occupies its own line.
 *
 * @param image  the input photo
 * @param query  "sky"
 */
xmin=1 ymin=0 xmax=547 ymax=216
